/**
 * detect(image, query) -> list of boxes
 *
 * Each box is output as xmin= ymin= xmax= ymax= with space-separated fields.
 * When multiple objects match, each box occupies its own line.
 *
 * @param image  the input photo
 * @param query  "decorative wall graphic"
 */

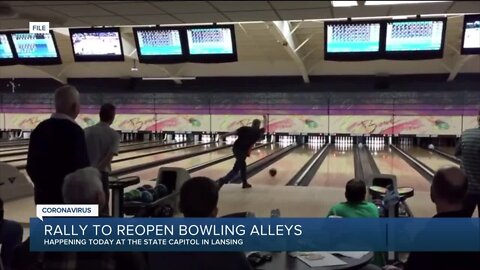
xmin=462 ymin=116 xmax=478 ymax=131
xmin=211 ymin=115 xmax=261 ymax=132
xmin=4 ymin=113 xmax=49 ymax=130
xmin=390 ymin=116 xmax=462 ymax=135
xmin=144 ymin=115 xmax=209 ymax=132
xmin=329 ymin=115 xmax=393 ymax=134
xmin=76 ymin=114 xmax=99 ymax=128
xmin=268 ymin=115 xmax=328 ymax=133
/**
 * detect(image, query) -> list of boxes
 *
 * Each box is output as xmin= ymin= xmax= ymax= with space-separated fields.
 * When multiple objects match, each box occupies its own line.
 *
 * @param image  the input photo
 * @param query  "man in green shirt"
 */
xmin=327 ymin=179 xmax=379 ymax=218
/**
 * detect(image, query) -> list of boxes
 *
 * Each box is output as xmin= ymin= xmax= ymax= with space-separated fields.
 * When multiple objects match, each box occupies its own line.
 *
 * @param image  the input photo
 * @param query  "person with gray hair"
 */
xmin=63 ymin=167 xmax=105 ymax=207
xmin=27 ymin=84 xmax=90 ymax=204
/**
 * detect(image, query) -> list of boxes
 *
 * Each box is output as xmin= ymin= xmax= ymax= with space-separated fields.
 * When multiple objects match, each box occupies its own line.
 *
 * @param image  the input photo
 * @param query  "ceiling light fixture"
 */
xmin=331 ymin=1 xmax=358 ymax=7
xmin=365 ymin=1 xmax=450 ymax=5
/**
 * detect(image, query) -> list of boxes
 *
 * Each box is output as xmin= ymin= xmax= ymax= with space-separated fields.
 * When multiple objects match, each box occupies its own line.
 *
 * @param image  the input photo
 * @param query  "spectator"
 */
xmin=384 ymin=167 xmax=480 ymax=270
xmin=327 ymin=179 xmax=379 ymax=218
xmin=84 ymin=103 xmax=120 ymax=215
xmin=148 ymin=177 xmax=253 ymax=270
xmin=455 ymin=111 xmax=480 ymax=217
xmin=26 ymin=85 xmax=89 ymax=204
xmin=327 ymin=180 xmax=384 ymax=268
xmin=0 ymin=197 xmax=23 ymax=270
xmin=39 ymin=167 xmax=147 ymax=270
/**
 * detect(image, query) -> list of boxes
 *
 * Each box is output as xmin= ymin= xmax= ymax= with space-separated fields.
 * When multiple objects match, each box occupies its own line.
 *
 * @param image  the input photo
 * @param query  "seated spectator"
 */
xmin=384 ymin=167 xmax=480 ymax=270
xmin=327 ymin=179 xmax=379 ymax=218
xmin=17 ymin=167 xmax=146 ymax=270
xmin=0 ymin=197 xmax=23 ymax=270
xmin=148 ymin=177 xmax=252 ymax=270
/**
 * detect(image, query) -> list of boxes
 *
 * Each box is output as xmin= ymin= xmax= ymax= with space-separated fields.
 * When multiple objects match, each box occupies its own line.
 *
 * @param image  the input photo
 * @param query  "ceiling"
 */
xmin=0 ymin=1 xmax=479 ymax=83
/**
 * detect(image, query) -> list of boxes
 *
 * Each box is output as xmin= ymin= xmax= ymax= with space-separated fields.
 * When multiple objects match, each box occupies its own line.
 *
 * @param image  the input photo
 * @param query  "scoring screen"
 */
xmin=326 ymin=23 xmax=381 ymax=53
xmin=11 ymin=33 xmax=58 ymax=58
xmin=386 ymin=20 xmax=444 ymax=51
xmin=186 ymin=28 xmax=233 ymax=55
xmin=0 ymin=34 xmax=13 ymax=59
xmin=137 ymin=29 xmax=183 ymax=56
xmin=71 ymin=31 xmax=122 ymax=56
xmin=463 ymin=18 xmax=480 ymax=49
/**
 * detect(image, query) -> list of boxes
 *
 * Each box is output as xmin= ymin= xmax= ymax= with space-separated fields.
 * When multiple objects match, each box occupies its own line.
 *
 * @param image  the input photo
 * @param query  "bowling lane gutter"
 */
xmin=10 ymin=140 xmax=194 ymax=168
xmin=111 ymin=143 xmax=233 ymax=177
xmin=389 ymin=145 xmax=435 ymax=182
xmin=428 ymin=147 xmax=461 ymax=165
xmin=287 ymin=143 xmax=330 ymax=186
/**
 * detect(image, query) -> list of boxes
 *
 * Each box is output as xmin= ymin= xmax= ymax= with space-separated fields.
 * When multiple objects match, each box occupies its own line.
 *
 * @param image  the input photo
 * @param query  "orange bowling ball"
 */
xmin=269 ymin=168 xmax=277 ymax=177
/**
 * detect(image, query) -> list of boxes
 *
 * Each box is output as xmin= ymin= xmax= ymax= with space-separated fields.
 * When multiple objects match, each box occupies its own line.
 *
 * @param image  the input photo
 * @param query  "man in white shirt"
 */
xmin=84 ymin=103 xmax=120 ymax=215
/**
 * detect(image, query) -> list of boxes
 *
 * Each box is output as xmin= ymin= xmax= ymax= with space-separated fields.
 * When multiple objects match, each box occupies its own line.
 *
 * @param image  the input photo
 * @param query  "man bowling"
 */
xmin=217 ymin=116 xmax=267 ymax=189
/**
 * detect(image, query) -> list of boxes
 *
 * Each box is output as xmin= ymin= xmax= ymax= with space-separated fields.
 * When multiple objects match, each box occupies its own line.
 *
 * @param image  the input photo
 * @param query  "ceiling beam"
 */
xmin=268 ymin=21 xmax=310 ymax=83
xmin=447 ymin=55 xmax=475 ymax=82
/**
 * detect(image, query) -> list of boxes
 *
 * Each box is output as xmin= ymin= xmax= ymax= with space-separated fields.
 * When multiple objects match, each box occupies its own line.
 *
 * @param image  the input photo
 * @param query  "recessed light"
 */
xmin=331 ymin=1 xmax=358 ymax=7
xmin=365 ymin=1 xmax=450 ymax=5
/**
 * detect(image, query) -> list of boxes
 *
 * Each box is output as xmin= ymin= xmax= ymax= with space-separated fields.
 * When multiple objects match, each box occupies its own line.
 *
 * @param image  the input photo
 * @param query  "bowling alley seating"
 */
xmin=0 ymin=162 xmax=33 ymax=202
xmin=122 ymin=167 xmax=191 ymax=217
xmin=369 ymin=174 xmax=414 ymax=218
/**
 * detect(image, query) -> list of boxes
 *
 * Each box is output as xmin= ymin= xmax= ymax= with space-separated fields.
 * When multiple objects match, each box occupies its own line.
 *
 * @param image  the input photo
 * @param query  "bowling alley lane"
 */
xmin=190 ymin=143 xmax=284 ymax=181
xmin=372 ymin=147 xmax=435 ymax=217
xmin=247 ymin=144 xmax=319 ymax=186
xmin=403 ymin=146 xmax=459 ymax=171
xmin=122 ymin=144 xmax=239 ymax=186
xmin=308 ymin=144 xmax=355 ymax=188
xmin=110 ymin=143 xmax=221 ymax=172
xmin=4 ymin=141 xmax=192 ymax=167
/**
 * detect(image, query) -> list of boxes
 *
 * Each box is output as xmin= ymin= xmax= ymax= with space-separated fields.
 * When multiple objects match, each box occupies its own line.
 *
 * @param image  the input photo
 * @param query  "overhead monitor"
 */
xmin=461 ymin=14 xmax=480 ymax=55
xmin=69 ymin=27 xmax=124 ymax=62
xmin=10 ymin=31 xmax=61 ymax=65
xmin=0 ymin=33 xmax=15 ymax=65
xmin=325 ymin=21 xmax=382 ymax=61
xmin=385 ymin=18 xmax=446 ymax=59
xmin=133 ymin=27 xmax=187 ymax=64
xmin=185 ymin=25 xmax=237 ymax=63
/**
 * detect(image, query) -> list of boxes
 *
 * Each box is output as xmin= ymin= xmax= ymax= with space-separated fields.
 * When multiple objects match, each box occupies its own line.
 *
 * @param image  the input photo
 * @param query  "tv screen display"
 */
xmin=70 ymin=27 xmax=124 ymax=61
xmin=186 ymin=25 xmax=237 ymax=62
xmin=385 ymin=19 xmax=445 ymax=55
xmin=0 ymin=33 xmax=15 ymax=65
xmin=133 ymin=27 xmax=187 ymax=63
xmin=10 ymin=31 xmax=60 ymax=65
xmin=0 ymin=34 xmax=14 ymax=59
xmin=326 ymin=22 xmax=381 ymax=53
xmin=324 ymin=21 xmax=382 ymax=61
xmin=461 ymin=14 xmax=480 ymax=54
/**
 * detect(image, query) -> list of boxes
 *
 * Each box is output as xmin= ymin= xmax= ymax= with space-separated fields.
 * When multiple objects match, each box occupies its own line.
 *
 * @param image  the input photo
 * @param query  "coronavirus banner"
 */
xmin=30 ymin=217 xmax=480 ymax=252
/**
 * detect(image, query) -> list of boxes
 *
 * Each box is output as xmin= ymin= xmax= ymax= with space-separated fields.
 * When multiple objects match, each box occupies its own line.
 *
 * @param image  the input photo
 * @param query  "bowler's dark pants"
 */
xmin=101 ymin=171 xmax=110 ymax=216
xmin=219 ymin=147 xmax=248 ymax=185
xmin=1 ymin=219 xmax=23 ymax=270
xmin=464 ymin=193 xmax=480 ymax=217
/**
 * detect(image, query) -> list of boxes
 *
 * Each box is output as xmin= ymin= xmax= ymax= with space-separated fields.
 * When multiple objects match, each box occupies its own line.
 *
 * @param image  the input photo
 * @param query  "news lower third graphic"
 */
xmin=30 ymin=205 xmax=480 ymax=252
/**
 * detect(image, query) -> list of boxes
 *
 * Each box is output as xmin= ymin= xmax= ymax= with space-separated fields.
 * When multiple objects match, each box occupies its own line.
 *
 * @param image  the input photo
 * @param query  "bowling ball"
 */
xmin=147 ymin=188 xmax=158 ymax=200
xmin=124 ymin=191 xmax=133 ymax=201
xmin=130 ymin=189 xmax=142 ymax=201
xmin=155 ymin=184 xmax=169 ymax=199
xmin=154 ymin=204 xmax=174 ymax=217
xmin=137 ymin=187 xmax=146 ymax=192
xmin=142 ymin=184 xmax=153 ymax=189
xmin=141 ymin=191 xmax=154 ymax=203
xmin=358 ymin=143 xmax=363 ymax=148
xmin=428 ymin=144 xmax=435 ymax=150
xmin=269 ymin=168 xmax=277 ymax=177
